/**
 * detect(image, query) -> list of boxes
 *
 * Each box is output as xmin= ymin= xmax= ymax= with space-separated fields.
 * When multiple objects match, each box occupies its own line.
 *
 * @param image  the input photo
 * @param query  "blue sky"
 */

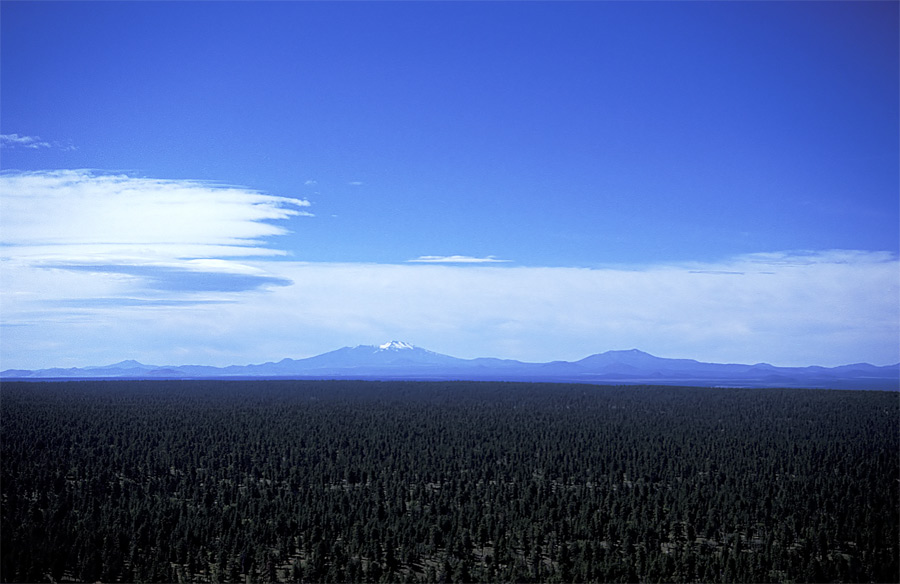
xmin=1 ymin=1 xmax=898 ymax=369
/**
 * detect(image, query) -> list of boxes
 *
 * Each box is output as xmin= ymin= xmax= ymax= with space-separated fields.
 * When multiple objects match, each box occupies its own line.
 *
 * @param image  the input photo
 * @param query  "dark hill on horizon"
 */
xmin=3 ymin=341 xmax=897 ymax=390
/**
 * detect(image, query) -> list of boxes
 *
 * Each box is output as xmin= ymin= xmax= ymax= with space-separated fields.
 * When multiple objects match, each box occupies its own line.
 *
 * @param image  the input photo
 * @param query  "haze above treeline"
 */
xmin=4 ymin=342 xmax=897 ymax=391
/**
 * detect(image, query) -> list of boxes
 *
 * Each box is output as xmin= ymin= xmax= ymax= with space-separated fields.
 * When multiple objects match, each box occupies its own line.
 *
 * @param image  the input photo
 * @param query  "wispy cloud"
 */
xmin=1 ymin=133 xmax=52 ymax=149
xmin=0 ymin=133 xmax=74 ymax=150
xmin=261 ymin=251 xmax=899 ymax=367
xmin=0 ymin=170 xmax=310 ymax=303
xmin=1 ymin=170 xmax=310 ymax=252
xmin=3 ymin=248 xmax=896 ymax=369
xmin=1 ymin=172 xmax=895 ymax=369
xmin=53 ymin=298 xmax=234 ymax=309
xmin=44 ymin=263 xmax=293 ymax=292
xmin=407 ymin=255 xmax=512 ymax=264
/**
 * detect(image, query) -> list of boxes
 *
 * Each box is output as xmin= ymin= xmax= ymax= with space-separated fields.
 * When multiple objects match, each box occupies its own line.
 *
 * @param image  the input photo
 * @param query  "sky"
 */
xmin=1 ymin=1 xmax=898 ymax=369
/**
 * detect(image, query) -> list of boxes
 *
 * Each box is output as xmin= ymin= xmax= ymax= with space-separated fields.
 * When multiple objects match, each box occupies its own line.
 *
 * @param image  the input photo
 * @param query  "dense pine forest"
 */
xmin=1 ymin=380 xmax=897 ymax=583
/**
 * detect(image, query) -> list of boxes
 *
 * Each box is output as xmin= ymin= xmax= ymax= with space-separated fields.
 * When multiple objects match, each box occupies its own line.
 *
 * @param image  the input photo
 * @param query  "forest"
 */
xmin=1 ymin=379 xmax=897 ymax=583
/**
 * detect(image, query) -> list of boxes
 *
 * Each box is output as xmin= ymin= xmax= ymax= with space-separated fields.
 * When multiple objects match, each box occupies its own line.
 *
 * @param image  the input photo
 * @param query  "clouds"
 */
xmin=43 ymin=264 xmax=293 ymax=293
xmin=1 ymin=133 xmax=52 ymax=149
xmin=0 ymin=171 xmax=896 ymax=370
xmin=3 ymin=243 xmax=896 ymax=369
xmin=407 ymin=255 xmax=511 ymax=264
xmin=246 ymin=251 xmax=897 ymax=368
xmin=0 ymin=170 xmax=310 ymax=303
xmin=1 ymin=170 xmax=310 ymax=250
xmin=1 ymin=133 xmax=73 ymax=150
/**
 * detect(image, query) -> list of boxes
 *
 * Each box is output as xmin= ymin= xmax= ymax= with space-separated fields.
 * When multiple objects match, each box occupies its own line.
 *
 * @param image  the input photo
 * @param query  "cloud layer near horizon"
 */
xmin=230 ymin=253 xmax=898 ymax=368
xmin=2 ymin=253 xmax=897 ymax=369
xmin=407 ymin=255 xmax=511 ymax=263
xmin=1 ymin=171 xmax=897 ymax=370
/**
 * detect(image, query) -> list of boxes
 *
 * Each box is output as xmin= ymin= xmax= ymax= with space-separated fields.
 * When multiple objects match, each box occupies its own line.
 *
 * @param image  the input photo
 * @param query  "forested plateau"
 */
xmin=1 ymin=380 xmax=897 ymax=583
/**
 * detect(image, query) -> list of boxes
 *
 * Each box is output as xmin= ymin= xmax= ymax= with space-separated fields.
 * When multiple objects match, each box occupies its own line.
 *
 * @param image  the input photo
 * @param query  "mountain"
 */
xmin=85 ymin=359 xmax=157 ymax=370
xmin=3 ymin=342 xmax=898 ymax=390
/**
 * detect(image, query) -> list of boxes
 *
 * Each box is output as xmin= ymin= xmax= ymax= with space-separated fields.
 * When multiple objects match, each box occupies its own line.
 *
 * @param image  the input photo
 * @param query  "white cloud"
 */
xmin=1 ymin=133 xmax=52 ymax=149
xmin=348 ymin=181 xmax=364 ymax=186
xmin=1 ymin=171 xmax=896 ymax=370
xmin=2 ymin=247 xmax=897 ymax=369
xmin=407 ymin=255 xmax=512 ymax=264
xmin=246 ymin=252 xmax=897 ymax=367
xmin=1 ymin=170 xmax=310 ymax=250
xmin=0 ymin=170 xmax=310 ymax=313
xmin=0 ymin=133 xmax=73 ymax=150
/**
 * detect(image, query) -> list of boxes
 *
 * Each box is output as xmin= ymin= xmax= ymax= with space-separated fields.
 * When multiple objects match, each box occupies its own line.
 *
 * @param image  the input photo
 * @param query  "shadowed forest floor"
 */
xmin=1 ymin=380 xmax=897 ymax=583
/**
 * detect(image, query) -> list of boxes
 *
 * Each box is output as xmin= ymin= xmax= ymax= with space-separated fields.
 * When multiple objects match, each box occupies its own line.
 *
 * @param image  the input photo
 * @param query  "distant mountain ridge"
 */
xmin=3 ymin=341 xmax=898 ymax=390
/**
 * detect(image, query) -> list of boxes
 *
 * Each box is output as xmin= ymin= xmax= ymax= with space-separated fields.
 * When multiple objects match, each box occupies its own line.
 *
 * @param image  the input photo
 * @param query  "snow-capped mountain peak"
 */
xmin=3 ymin=344 xmax=896 ymax=390
xmin=379 ymin=340 xmax=415 ymax=351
